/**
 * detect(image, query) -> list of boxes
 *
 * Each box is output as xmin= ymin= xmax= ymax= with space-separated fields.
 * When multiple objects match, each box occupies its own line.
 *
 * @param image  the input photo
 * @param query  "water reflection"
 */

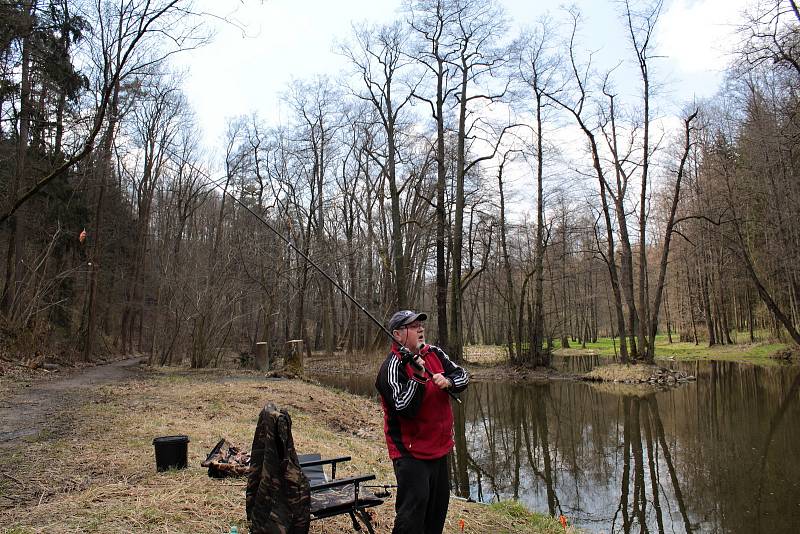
xmin=313 ymin=361 xmax=800 ymax=533
xmin=551 ymin=354 xmax=613 ymax=373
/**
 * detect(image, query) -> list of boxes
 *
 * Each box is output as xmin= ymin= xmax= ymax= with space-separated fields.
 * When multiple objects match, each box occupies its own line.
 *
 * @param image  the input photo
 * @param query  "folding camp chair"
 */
xmin=298 ymin=453 xmax=385 ymax=534
xmin=246 ymin=403 xmax=386 ymax=534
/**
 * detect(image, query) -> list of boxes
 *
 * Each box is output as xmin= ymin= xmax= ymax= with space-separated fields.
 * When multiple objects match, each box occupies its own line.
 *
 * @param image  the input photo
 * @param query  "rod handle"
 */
xmin=401 ymin=347 xmax=462 ymax=404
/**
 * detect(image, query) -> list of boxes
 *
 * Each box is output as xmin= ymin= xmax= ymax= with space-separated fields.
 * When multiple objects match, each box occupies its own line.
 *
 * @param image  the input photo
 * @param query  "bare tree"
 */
xmin=406 ymin=0 xmax=460 ymax=349
xmin=738 ymin=0 xmax=800 ymax=76
xmin=624 ymin=0 xmax=663 ymax=362
xmin=516 ymin=18 xmax=559 ymax=366
xmin=647 ymin=109 xmax=699 ymax=352
xmin=286 ymin=77 xmax=342 ymax=355
xmin=545 ymin=8 xmax=630 ymax=363
xmin=0 ymin=0 xmax=207 ymax=227
xmin=448 ymin=0 xmax=511 ymax=362
xmin=342 ymin=22 xmax=420 ymax=309
xmin=118 ymin=75 xmax=186 ymax=354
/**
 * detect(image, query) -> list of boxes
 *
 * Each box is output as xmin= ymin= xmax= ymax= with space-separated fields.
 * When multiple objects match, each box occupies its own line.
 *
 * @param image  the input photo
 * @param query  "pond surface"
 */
xmin=311 ymin=356 xmax=800 ymax=534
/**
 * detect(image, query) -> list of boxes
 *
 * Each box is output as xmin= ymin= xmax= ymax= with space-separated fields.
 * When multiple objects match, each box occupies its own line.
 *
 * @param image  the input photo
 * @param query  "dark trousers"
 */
xmin=392 ymin=455 xmax=450 ymax=534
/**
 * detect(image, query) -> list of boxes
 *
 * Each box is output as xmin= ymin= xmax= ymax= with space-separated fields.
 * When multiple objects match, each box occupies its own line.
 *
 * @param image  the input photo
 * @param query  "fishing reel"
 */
xmin=398 ymin=344 xmax=426 ymax=373
xmin=364 ymin=484 xmax=396 ymax=498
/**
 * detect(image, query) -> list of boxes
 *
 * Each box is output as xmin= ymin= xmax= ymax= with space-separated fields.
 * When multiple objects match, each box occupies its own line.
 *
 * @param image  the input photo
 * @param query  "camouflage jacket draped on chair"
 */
xmin=246 ymin=403 xmax=311 ymax=534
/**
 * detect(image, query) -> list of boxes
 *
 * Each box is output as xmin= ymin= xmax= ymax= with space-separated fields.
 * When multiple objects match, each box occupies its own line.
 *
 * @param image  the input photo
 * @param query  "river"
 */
xmin=311 ymin=356 xmax=800 ymax=533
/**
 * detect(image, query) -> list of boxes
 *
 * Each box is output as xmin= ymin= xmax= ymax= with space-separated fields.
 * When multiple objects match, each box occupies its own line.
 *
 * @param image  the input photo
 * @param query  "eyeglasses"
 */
xmin=404 ymin=322 xmax=424 ymax=331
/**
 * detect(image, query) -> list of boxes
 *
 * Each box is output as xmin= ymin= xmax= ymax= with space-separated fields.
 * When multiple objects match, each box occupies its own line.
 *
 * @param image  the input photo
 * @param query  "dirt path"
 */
xmin=0 ymin=357 xmax=144 ymax=444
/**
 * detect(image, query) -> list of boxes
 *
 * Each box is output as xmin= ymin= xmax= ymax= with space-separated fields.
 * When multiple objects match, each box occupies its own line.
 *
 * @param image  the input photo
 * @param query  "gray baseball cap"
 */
xmin=387 ymin=310 xmax=428 ymax=333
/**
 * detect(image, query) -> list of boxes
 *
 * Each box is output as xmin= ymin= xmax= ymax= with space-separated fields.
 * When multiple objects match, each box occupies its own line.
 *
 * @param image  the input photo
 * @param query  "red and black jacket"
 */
xmin=375 ymin=343 xmax=469 ymax=460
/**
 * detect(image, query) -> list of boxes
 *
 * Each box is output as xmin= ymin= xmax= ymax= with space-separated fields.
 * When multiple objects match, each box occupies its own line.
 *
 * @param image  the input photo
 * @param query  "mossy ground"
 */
xmin=552 ymin=333 xmax=788 ymax=363
xmin=460 ymin=333 xmax=790 ymax=366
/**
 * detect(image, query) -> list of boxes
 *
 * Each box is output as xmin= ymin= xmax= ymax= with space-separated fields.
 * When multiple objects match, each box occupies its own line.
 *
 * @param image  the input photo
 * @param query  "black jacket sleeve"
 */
xmin=430 ymin=346 xmax=469 ymax=393
xmin=375 ymin=354 xmax=427 ymax=418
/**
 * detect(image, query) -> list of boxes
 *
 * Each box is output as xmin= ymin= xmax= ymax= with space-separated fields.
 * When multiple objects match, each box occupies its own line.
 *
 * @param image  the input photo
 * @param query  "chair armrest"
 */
xmin=300 ymin=455 xmax=351 ymax=468
xmin=310 ymin=473 xmax=376 ymax=492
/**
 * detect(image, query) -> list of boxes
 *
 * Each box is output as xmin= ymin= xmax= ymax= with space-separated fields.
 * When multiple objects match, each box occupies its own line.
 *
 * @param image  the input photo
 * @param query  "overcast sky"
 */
xmin=175 ymin=0 xmax=752 ymax=153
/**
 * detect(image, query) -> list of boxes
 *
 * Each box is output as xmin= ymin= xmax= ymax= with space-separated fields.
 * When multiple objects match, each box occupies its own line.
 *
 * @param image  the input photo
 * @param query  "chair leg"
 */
xmin=355 ymin=509 xmax=376 ymax=534
xmin=348 ymin=511 xmax=362 ymax=531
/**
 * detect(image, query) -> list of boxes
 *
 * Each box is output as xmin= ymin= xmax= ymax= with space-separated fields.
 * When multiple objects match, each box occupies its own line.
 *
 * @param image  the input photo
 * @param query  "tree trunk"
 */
xmin=448 ymin=60 xmax=470 ymax=363
xmin=746 ymin=287 xmax=755 ymax=342
xmin=435 ymin=56 xmax=449 ymax=353
xmin=701 ymin=265 xmax=716 ymax=346
xmin=606 ymin=94 xmax=639 ymax=361
xmin=83 ymin=72 xmax=121 ymax=361
xmin=531 ymin=95 xmax=548 ymax=366
xmin=497 ymin=158 xmax=517 ymax=361
xmin=647 ymin=111 xmax=697 ymax=360
xmin=1 ymin=2 xmax=33 ymax=315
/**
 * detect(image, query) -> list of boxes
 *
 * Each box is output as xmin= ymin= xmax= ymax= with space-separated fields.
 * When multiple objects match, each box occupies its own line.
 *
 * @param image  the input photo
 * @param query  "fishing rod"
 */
xmin=193 ymin=165 xmax=461 ymax=403
xmin=365 ymin=484 xmax=482 ymax=504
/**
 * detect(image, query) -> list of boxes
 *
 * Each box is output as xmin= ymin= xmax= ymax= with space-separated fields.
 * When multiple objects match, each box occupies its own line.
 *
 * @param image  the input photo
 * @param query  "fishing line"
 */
xmin=168 ymin=154 xmax=461 ymax=402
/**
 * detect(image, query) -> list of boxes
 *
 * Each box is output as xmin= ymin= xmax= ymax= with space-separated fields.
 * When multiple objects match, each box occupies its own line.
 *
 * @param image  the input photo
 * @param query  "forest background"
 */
xmin=1 ymin=0 xmax=798 ymax=370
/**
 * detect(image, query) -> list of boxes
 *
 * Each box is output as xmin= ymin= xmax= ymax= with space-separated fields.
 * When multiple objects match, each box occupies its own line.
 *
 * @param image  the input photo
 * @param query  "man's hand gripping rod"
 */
xmin=399 ymin=344 xmax=462 ymax=404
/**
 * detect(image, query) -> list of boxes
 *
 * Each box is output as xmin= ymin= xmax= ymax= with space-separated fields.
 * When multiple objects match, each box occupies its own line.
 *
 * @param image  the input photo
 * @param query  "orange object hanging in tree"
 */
xmin=79 ymin=228 xmax=87 ymax=243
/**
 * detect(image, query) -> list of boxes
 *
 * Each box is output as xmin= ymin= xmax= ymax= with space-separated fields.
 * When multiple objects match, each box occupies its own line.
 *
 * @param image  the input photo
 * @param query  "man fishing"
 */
xmin=375 ymin=310 xmax=470 ymax=534
xmin=197 ymin=172 xmax=471 ymax=531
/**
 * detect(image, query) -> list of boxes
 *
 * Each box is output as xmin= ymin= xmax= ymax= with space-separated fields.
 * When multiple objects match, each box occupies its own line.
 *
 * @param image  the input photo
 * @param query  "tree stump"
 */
xmin=255 ymin=342 xmax=269 ymax=371
xmin=285 ymin=339 xmax=304 ymax=376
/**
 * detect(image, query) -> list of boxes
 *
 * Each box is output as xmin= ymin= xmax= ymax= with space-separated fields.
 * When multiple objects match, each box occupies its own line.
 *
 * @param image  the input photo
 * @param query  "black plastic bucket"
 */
xmin=153 ymin=435 xmax=189 ymax=472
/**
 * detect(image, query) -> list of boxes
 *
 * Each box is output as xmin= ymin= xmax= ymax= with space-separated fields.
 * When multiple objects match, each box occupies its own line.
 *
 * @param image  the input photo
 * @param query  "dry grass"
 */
xmin=463 ymin=345 xmax=509 ymax=365
xmin=583 ymin=363 xmax=662 ymax=382
xmin=0 ymin=366 xmax=567 ymax=533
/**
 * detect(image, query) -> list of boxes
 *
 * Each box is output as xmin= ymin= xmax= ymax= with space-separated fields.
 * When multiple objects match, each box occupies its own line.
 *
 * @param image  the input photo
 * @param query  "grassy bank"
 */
xmin=0 ymin=365 xmax=569 ymax=533
xmin=554 ymin=334 xmax=787 ymax=363
xmin=462 ymin=334 xmax=789 ymax=366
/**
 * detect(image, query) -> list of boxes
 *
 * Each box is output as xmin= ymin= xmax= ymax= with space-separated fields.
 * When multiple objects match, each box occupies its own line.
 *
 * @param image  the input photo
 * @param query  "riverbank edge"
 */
xmin=0 ymin=361 xmax=573 ymax=534
xmin=456 ymin=341 xmax=797 ymax=383
xmin=304 ymin=351 xmax=725 ymax=385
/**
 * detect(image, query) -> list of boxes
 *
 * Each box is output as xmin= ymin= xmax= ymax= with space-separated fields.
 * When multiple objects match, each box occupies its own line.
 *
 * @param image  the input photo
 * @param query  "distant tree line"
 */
xmin=1 ymin=0 xmax=797 ymax=367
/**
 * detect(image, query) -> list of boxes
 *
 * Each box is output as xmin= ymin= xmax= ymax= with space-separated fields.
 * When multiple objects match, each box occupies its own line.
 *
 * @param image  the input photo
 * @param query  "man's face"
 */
xmin=393 ymin=321 xmax=425 ymax=351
